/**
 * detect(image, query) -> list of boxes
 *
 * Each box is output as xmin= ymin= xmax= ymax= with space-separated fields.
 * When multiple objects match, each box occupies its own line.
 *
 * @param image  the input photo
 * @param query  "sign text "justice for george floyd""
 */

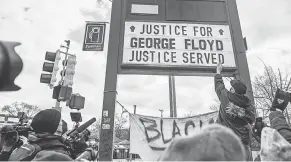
xmin=123 ymin=22 xmax=236 ymax=67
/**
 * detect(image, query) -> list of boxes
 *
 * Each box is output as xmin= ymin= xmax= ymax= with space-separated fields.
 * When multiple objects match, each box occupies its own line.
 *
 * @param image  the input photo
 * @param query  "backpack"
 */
xmin=8 ymin=143 xmax=42 ymax=161
xmin=8 ymin=139 xmax=71 ymax=161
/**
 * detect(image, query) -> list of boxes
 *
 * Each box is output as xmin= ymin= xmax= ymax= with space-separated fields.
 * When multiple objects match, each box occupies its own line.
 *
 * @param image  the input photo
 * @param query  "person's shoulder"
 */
xmin=33 ymin=150 xmax=73 ymax=161
xmin=8 ymin=143 xmax=41 ymax=161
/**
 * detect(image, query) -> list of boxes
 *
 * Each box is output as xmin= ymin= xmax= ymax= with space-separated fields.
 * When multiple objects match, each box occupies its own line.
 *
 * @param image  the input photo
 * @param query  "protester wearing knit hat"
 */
xmin=214 ymin=63 xmax=255 ymax=161
xmin=30 ymin=109 xmax=61 ymax=134
xmin=159 ymin=124 xmax=246 ymax=161
xmin=230 ymin=79 xmax=247 ymax=95
xmin=8 ymin=109 xmax=72 ymax=161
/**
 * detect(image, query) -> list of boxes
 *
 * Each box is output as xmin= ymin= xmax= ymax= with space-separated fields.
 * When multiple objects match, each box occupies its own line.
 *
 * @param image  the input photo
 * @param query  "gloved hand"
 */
xmin=271 ymin=88 xmax=289 ymax=111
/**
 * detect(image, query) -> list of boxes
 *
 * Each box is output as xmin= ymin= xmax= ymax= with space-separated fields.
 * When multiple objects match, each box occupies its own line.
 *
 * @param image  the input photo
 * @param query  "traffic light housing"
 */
xmin=40 ymin=50 xmax=61 ymax=86
xmin=61 ymin=55 xmax=76 ymax=87
xmin=70 ymin=112 xmax=82 ymax=123
xmin=0 ymin=41 xmax=23 ymax=91
xmin=68 ymin=94 xmax=85 ymax=110
xmin=52 ymin=85 xmax=72 ymax=102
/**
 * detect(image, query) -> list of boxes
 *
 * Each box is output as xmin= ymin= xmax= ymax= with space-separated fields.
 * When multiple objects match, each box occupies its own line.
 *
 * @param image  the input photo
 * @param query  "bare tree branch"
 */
xmin=253 ymin=61 xmax=291 ymax=123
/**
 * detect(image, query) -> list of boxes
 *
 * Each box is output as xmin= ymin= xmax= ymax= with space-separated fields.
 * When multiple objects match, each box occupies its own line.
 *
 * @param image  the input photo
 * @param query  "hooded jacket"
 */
xmin=214 ymin=74 xmax=255 ymax=145
xmin=8 ymin=132 xmax=72 ymax=161
xmin=27 ymin=133 xmax=70 ymax=155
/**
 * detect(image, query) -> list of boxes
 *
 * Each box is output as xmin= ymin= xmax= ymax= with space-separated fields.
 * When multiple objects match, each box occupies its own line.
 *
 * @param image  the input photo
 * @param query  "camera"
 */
xmin=13 ymin=112 xmax=32 ymax=137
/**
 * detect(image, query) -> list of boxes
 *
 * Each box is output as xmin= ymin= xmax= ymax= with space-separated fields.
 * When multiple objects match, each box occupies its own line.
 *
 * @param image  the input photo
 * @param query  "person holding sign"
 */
xmin=214 ymin=62 xmax=255 ymax=161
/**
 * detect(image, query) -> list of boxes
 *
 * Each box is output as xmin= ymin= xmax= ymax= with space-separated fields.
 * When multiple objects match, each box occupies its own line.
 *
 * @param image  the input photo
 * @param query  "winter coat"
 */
xmin=8 ymin=132 xmax=73 ymax=161
xmin=214 ymin=74 xmax=255 ymax=146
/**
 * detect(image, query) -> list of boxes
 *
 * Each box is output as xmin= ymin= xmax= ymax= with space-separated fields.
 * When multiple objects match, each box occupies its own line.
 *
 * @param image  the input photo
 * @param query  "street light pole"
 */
xmin=133 ymin=105 xmax=136 ymax=114
xmin=159 ymin=109 xmax=164 ymax=118
xmin=169 ymin=76 xmax=177 ymax=117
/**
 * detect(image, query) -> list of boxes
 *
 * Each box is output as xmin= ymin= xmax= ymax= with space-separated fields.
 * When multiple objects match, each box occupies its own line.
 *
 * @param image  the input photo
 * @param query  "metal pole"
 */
xmin=52 ymin=40 xmax=70 ymax=113
xmin=172 ymin=76 xmax=177 ymax=117
xmin=169 ymin=76 xmax=174 ymax=117
xmin=159 ymin=109 xmax=164 ymax=118
xmin=169 ymin=76 xmax=177 ymax=117
xmin=133 ymin=105 xmax=136 ymax=114
xmin=60 ymin=40 xmax=70 ymax=84
xmin=98 ymin=0 xmax=122 ymax=160
xmin=227 ymin=0 xmax=255 ymax=105
xmin=54 ymin=100 xmax=61 ymax=112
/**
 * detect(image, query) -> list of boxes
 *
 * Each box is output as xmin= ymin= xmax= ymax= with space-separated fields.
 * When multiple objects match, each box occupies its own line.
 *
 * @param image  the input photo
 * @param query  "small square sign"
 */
xmin=83 ymin=22 xmax=106 ymax=51
xmin=102 ymin=124 xmax=110 ymax=129
xmin=103 ymin=110 xmax=108 ymax=117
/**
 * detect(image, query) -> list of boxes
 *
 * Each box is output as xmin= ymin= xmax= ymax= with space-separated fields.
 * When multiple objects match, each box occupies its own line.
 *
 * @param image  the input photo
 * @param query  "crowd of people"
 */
xmin=0 ymin=109 xmax=97 ymax=161
xmin=1 ymin=63 xmax=291 ymax=161
xmin=159 ymin=63 xmax=291 ymax=161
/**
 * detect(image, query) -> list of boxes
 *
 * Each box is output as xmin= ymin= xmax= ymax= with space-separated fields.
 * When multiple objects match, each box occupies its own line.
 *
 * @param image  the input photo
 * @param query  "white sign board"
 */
xmin=123 ymin=21 xmax=236 ymax=68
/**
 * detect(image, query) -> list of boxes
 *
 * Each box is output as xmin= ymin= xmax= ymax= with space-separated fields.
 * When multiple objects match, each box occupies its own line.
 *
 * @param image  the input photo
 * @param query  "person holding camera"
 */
xmin=0 ymin=125 xmax=25 ymax=161
xmin=214 ymin=63 xmax=256 ymax=161
xmin=8 ymin=109 xmax=73 ymax=161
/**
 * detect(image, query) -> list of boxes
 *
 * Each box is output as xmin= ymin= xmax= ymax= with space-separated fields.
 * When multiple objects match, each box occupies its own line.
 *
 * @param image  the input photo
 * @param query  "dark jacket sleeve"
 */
xmin=244 ymin=105 xmax=256 ymax=124
xmin=0 ymin=150 xmax=12 ymax=161
xmin=214 ymin=74 xmax=228 ymax=104
xmin=269 ymin=111 xmax=291 ymax=144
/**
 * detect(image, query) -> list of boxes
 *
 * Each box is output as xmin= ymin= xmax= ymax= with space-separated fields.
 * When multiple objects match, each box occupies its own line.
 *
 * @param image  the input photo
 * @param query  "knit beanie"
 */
xmin=159 ymin=124 xmax=246 ymax=161
xmin=230 ymin=79 xmax=247 ymax=95
xmin=30 ymin=109 xmax=61 ymax=134
xmin=260 ymin=127 xmax=291 ymax=161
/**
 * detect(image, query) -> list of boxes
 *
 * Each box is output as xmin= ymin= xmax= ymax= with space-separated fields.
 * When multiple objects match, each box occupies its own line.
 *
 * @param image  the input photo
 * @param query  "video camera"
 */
xmin=62 ymin=117 xmax=96 ymax=159
xmin=12 ymin=112 xmax=32 ymax=137
xmin=0 ymin=112 xmax=31 ymax=149
xmin=62 ymin=117 xmax=96 ymax=144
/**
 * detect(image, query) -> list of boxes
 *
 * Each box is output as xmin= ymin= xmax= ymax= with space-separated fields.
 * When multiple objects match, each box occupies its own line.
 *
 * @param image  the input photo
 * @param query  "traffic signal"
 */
xmin=52 ymin=85 xmax=72 ymax=102
xmin=68 ymin=93 xmax=85 ymax=110
xmin=61 ymin=55 xmax=76 ymax=87
xmin=0 ymin=41 xmax=23 ymax=91
xmin=40 ymin=50 xmax=61 ymax=86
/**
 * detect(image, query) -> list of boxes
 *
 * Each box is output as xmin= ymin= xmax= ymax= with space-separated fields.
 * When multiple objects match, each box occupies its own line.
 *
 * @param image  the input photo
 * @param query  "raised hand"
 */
xmin=216 ymin=62 xmax=223 ymax=74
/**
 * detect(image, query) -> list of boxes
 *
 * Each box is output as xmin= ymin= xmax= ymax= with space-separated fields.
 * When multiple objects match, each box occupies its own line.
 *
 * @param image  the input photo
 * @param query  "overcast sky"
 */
xmin=0 ymin=0 xmax=291 ymax=126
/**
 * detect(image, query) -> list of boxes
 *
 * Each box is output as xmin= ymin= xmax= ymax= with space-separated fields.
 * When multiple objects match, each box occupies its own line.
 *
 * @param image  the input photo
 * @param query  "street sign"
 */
xmin=122 ymin=21 xmax=235 ymax=68
xmin=82 ymin=22 xmax=106 ymax=51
